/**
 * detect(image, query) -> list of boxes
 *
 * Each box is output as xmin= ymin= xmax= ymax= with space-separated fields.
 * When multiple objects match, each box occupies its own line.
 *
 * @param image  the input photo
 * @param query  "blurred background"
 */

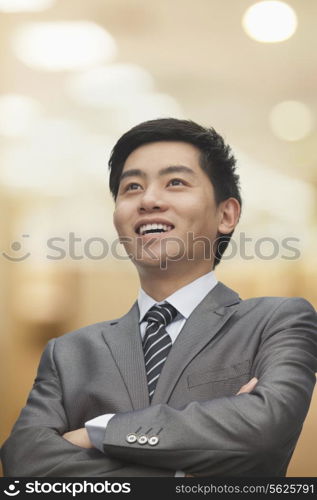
xmin=0 ymin=0 xmax=316 ymax=476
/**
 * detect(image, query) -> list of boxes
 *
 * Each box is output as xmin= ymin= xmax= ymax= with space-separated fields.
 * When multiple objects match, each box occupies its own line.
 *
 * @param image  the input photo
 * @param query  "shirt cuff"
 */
xmin=85 ymin=413 xmax=115 ymax=452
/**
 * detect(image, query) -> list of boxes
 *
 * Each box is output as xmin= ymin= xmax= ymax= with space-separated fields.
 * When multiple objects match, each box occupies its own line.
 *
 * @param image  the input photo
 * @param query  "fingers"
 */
xmin=236 ymin=376 xmax=258 ymax=395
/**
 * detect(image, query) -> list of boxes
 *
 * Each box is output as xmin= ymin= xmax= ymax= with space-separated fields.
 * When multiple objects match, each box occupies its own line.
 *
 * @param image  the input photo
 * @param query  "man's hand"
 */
xmin=185 ymin=376 xmax=258 ymax=477
xmin=236 ymin=376 xmax=258 ymax=395
xmin=62 ymin=428 xmax=93 ymax=449
xmin=63 ymin=378 xmax=259 ymax=472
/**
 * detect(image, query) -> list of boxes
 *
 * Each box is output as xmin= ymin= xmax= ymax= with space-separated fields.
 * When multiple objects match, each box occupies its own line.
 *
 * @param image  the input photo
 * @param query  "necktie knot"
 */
xmin=144 ymin=302 xmax=178 ymax=328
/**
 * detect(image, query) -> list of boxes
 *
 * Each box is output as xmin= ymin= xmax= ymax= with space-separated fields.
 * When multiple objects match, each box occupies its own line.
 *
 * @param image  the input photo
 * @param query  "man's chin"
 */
xmin=132 ymin=253 xmax=182 ymax=271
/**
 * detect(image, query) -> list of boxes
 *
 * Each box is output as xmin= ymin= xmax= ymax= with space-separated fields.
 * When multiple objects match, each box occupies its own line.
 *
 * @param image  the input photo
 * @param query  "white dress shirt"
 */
xmin=85 ymin=270 xmax=218 ymax=475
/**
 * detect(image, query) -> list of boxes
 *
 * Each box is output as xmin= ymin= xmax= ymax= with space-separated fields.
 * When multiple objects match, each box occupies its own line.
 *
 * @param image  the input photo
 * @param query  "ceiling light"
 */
xmin=12 ymin=22 xmax=117 ymax=71
xmin=269 ymin=100 xmax=314 ymax=141
xmin=0 ymin=94 xmax=42 ymax=137
xmin=66 ymin=64 xmax=154 ymax=107
xmin=0 ymin=0 xmax=54 ymax=11
xmin=242 ymin=1 xmax=297 ymax=43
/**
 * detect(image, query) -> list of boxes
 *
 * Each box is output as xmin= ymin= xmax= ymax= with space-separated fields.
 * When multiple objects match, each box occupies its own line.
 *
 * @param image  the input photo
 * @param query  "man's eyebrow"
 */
xmin=119 ymin=165 xmax=196 ymax=183
xmin=159 ymin=165 xmax=196 ymax=177
xmin=119 ymin=169 xmax=145 ymax=183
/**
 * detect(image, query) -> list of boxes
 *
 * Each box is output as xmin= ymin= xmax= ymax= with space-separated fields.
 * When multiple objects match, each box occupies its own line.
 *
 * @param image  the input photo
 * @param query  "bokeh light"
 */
xmin=242 ymin=1 xmax=297 ymax=43
xmin=12 ymin=22 xmax=117 ymax=71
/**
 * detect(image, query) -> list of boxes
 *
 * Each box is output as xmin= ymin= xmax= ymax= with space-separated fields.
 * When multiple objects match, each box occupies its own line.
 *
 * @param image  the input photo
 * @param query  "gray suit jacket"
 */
xmin=2 ymin=282 xmax=317 ymax=477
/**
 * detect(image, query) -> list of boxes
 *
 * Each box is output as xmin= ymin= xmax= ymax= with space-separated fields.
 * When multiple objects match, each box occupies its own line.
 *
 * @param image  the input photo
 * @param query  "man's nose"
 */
xmin=138 ymin=186 xmax=168 ymax=212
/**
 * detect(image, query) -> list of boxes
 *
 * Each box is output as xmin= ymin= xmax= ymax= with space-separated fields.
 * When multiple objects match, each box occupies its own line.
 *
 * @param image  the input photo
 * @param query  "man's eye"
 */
xmin=168 ymin=178 xmax=186 ymax=186
xmin=125 ymin=182 xmax=141 ymax=191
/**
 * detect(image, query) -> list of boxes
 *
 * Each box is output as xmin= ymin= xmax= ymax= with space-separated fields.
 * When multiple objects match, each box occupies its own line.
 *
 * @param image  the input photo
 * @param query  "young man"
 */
xmin=2 ymin=119 xmax=317 ymax=477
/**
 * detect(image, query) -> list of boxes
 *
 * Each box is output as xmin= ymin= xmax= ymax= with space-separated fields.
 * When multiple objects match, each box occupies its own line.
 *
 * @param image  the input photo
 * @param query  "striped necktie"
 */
xmin=142 ymin=302 xmax=178 ymax=400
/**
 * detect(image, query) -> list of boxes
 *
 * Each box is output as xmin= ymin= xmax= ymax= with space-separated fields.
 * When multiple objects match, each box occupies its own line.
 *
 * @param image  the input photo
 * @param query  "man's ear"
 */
xmin=217 ymin=197 xmax=241 ymax=235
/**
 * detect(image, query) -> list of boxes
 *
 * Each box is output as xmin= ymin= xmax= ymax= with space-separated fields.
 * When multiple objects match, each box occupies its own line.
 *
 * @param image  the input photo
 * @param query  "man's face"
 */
xmin=113 ymin=141 xmax=223 ymax=270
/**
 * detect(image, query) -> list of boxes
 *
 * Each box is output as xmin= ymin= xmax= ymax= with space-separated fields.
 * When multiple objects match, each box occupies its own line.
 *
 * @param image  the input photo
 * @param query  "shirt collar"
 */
xmin=138 ymin=270 xmax=218 ymax=322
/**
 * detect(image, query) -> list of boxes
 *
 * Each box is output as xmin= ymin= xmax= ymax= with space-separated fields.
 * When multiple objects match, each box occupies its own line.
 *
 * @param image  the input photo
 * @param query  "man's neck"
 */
xmin=137 ymin=262 xmax=214 ymax=302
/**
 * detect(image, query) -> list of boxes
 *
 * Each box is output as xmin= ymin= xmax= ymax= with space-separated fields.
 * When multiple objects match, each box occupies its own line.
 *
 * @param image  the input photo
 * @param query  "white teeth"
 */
xmin=138 ymin=223 xmax=173 ymax=235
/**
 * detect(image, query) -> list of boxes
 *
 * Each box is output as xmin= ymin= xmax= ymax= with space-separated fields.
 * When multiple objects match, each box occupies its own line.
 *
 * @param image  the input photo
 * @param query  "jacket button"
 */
xmin=126 ymin=433 xmax=137 ymax=444
xmin=137 ymin=434 xmax=148 ymax=445
xmin=148 ymin=436 xmax=159 ymax=446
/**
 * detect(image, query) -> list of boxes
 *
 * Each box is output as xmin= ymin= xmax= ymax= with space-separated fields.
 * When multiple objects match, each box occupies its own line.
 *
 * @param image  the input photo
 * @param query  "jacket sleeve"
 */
xmin=1 ymin=339 xmax=171 ymax=477
xmin=102 ymin=298 xmax=317 ymax=476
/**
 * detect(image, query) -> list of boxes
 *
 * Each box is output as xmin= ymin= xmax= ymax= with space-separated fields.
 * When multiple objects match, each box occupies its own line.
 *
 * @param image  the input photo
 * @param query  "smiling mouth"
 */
xmin=136 ymin=223 xmax=174 ymax=236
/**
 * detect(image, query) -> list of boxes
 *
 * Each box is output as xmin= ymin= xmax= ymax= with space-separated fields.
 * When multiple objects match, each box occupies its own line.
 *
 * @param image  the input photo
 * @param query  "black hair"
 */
xmin=108 ymin=118 xmax=241 ymax=267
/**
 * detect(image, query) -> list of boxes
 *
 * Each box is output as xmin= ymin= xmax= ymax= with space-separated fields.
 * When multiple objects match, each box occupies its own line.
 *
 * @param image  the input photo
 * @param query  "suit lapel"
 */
xmin=101 ymin=282 xmax=241 ymax=409
xmin=151 ymin=282 xmax=241 ymax=405
xmin=101 ymin=302 xmax=150 ymax=410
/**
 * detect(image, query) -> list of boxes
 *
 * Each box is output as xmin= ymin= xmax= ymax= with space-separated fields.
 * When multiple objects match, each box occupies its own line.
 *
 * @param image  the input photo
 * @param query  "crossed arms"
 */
xmin=62 ymin=377 xmax=258 ymax=448
xmin=2 ymin=297 xmax=317 ymax=477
